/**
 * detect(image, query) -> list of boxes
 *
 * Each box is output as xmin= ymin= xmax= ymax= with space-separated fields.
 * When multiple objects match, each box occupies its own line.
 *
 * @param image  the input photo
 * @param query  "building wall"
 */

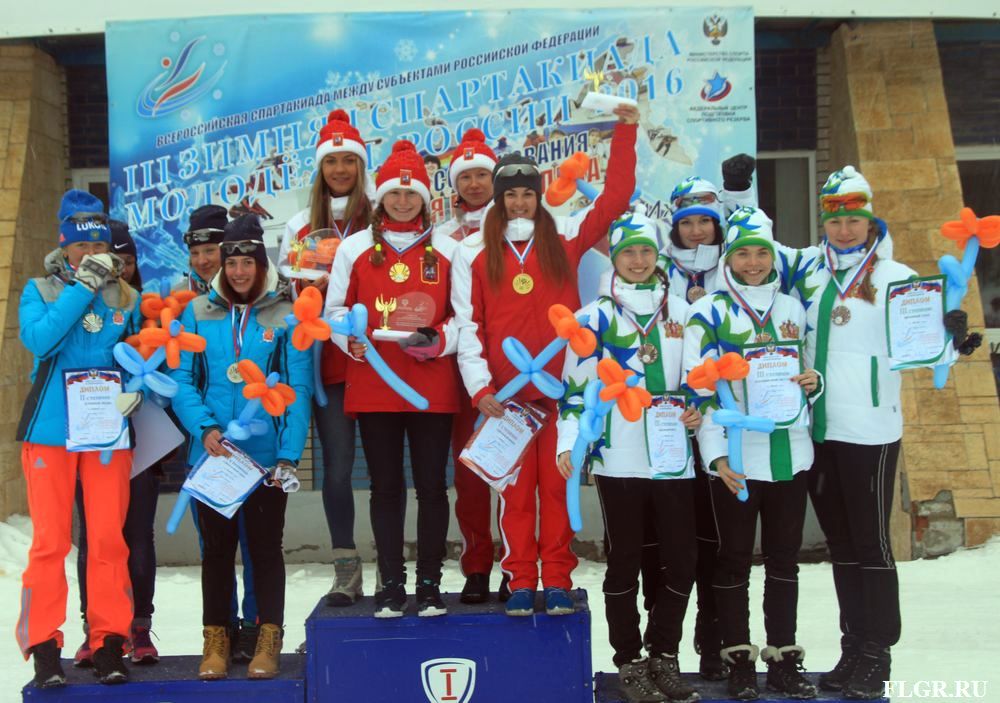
xmin=0 ymin=44 xmax=70 ymax=519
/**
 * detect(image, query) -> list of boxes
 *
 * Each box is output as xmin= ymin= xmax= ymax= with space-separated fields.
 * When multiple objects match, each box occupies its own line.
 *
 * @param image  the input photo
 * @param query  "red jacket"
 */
xmin=451 ymin=122 xmax=637 ymax=407
xmin=324 ymin=225 xmax=461 ymax=414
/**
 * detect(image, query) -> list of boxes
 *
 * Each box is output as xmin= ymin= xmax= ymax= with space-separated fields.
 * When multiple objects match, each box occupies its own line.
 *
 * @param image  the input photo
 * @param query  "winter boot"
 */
xmin=31 ymin=639 xmax=66 ymax=688
xmin=234 ymin=619 xmax=259 ymax=662
xmin=617 ymin=658 xmax=667 ymax=702
xmin=199 ymin=626 xmax=230 ymax=680
xmin=647 ymin=653 xmax=700 ymax=702
xmin=248 ymin=624 xmax=283 ymax=679
xmin=130 ymin=619 xmax=159 ymax=664
xmin=325 ymin=548 xmax=363 ymax=606
xmin=819 ymin=634 xmax=862 ymax=691
xmin=721 ymin=645 xmax=760 ymax=700
xmin=460 ymin=573 xmax=489 ymax=604
xmin=843 ymin=642 xmax=891 ymax=700
xmin=73 ymin=622 xmax=92 ymax=668
xmin=693 ymin=614 xmax=727 ymax=681
xmin=762 ymin=645 xmax=818 ymax=699
xmin=92 ymin=634 xmax=129 ymax=684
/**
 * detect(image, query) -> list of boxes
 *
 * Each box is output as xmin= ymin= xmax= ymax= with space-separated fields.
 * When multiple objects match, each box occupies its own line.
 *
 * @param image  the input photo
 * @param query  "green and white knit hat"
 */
xmin=609 ymin=211 xmax=660 ymax=260
xmin=819 ymin=165 xmax=874 ymax=222
xmin=724 ymin=206 xmax=776 ymax=260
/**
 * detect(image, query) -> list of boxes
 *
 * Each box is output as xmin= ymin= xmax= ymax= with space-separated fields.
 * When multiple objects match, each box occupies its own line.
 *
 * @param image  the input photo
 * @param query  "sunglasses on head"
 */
xmin=821 ymin=193 xmax=869 ymax=213
xmin=220 ymin=240 xmax=262 ymax=256
xmin=673 ymin=193 xmax=718 ymax=209
xmin=184 ymin=228 xmax=224 ymax=246
xmin=65 ymin=212 xmax=108 ymax=225
xmin=494 ymin=162 xmax=540 ymax=181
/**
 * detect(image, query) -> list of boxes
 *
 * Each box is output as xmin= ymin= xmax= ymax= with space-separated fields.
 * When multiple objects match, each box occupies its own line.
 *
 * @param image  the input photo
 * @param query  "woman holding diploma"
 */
xmin=683 ymin=208 xmax=821 ymax=701
xmin=451 ymin=104 xmax=638 ymax=618
xmin=171 ymin=214 xmax=312 ymax=680
xmin=280 ymin=109 xmax=372 ymax=608
xmin=324 ymin=140 xmax=460 ymax=619
xmin=16 ymin=190 xmax=141 ymax=687
xmin=781 ymin=167 xmax=970 ymax=699
xmin=557 ymin=214 xmax=702 ymax=703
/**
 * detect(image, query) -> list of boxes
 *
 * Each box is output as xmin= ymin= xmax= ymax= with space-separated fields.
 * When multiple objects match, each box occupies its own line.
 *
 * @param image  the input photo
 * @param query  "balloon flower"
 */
xmin=284 ymin=286 xmax=333 ymax=408
xmin=567 ymin=359 xmax=651 ymax=531
xmin=934 ymin=207 xmax=1000 ymax=388
xmin=544 ymin=152 xmax=642 ymax=208
xmin=166 ymin=359 xmax=297 ymax=534
xmin=686 ymin=353 xmax=775 ymax=503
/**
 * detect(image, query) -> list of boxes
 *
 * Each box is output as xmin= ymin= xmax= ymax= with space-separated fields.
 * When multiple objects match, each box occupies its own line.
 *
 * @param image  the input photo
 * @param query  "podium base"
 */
xmin=594 ymin=671 xmax=889 ymax=702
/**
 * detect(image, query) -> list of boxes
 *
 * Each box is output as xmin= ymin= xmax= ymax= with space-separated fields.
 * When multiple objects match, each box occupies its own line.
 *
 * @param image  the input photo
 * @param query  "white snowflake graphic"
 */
xmin=394 ymin=39 xmax=417 ymax=62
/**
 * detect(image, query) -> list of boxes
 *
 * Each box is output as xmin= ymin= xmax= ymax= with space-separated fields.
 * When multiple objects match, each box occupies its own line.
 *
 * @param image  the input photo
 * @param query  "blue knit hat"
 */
xmin=58 ymin=189 xmax=110 ymax=246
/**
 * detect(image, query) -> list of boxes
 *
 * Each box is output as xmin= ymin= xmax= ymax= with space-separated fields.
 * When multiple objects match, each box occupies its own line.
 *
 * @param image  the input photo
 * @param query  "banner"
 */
xmin=107 ymin=8 xmax=756 ymax=290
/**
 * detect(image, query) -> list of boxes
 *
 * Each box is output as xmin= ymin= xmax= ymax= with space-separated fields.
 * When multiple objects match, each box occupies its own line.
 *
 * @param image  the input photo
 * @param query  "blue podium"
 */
xmin=594 ymin=672 xmax=889 ymax=702
xmin=305 ymin=590 xmax=593 ymax=703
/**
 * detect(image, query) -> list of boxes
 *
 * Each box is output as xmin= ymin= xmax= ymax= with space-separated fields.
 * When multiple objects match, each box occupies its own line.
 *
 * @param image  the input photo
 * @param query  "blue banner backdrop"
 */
xmin=106 ymin=8 xmax=756 ymax=291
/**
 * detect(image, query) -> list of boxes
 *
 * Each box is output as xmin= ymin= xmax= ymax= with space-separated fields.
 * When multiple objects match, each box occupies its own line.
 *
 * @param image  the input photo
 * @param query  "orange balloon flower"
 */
xmin=545 ymin=152 xmax=591 ymax=207
xmin=140 ymin=290 xmax=200 ymax=324
xmin=941 ymin=207 xmax=1000 ymax=250
xmin=138 ymin=319 xmax=207 ymax=369
xmin=238 ymin=359 xmax=297 ymax=416
xmin=686 ymin=353 xmax=750 ymax=392
xmin=291 ymin=286 xmax=332 ymax=351
xmin=549 ymin=304 xmax=597 ymax=358
xmin=596 ymin=358 xmax=652 ymax=423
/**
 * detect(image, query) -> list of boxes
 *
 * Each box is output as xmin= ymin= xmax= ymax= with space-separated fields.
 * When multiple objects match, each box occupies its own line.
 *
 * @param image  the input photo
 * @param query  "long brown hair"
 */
xmin=854 ymin=222 xmax=881 ymax=304
xmin=219 ymin=261 xmax=267 ymax=305
xmin=309 ymin=157 xmax=372 ymax=233
xmin=368 ymin=204 xmax=436 ymax=269
xmin=481 ymin=196 xmax=570 ymax=289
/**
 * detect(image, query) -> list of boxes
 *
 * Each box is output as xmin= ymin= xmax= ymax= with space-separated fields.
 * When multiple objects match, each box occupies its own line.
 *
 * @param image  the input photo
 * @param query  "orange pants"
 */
xmin=16 ymin=443 xmax=133 ymax=657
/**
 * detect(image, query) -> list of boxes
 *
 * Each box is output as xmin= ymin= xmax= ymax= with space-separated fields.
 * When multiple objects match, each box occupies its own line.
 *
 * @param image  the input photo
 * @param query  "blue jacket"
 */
xmin=170 ymin=267 xmax=312 ymax=468
xmin=17 ymin=249 xmax=142 ymax=446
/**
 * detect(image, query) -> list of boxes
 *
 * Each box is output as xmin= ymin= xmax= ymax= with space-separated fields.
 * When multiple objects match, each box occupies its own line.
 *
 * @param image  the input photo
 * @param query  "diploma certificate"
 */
xmin=742 ymin=342 xmax=806 ymax=428
xmin=886 ymin=276 xmax=947 ymax=370
xmin=182 ymin=440 xmax=270 ymax=519
xmin=460 ymin=400 xmax=548 ymax=492
xmin=645 ymin=394 xmax=691 ymax=478
xmin=64 ymin=368 xmax=130 ymax=452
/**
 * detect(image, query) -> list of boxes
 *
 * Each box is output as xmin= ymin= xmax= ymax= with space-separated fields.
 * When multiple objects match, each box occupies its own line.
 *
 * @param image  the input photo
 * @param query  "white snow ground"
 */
xmin=0 ymin=514 xmax=997 ymax=701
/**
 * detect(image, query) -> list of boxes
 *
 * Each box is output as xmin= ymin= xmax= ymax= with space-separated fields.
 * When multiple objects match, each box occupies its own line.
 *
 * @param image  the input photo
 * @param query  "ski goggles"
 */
xmin=220 ymin=239 xmax=263 ymax=256
xmin=184 ymin=228 xmax=225 ymax=247
xmin=63 ymin=211 xmax=108 ymax=225
xmin=820 ymin=193 xmax=870 ymax=213
xmin=672 ymin=193 xmax=718 ymax=209
xmin=493 ymin=162 xmax=540 ymax=181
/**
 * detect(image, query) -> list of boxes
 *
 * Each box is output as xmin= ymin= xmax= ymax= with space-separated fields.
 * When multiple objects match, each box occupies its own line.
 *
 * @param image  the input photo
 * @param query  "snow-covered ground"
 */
xmin=0 ymin=514 xmax=997 ymax=701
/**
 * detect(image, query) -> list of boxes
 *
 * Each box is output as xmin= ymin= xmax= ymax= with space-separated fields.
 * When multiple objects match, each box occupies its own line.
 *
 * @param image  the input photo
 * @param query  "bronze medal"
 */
xmin=82 ymin=312 xmax=103 ymax=333
xmin=831 ymin=305 xmax=851 ymax=326
xmin=226 ymin=363 xmax=243 ymax=384
xmin=687 ymin=285 xmax=707 ymax=303
xmin=388 ymin=261 xmax=410 ymax=283
xmin=512 ymin=272 xmax=534 ymax=295
xmin=637 ymin=343 xmax=659 ymax=365
xmin=755 ymin=332 xmax=773 ymax=343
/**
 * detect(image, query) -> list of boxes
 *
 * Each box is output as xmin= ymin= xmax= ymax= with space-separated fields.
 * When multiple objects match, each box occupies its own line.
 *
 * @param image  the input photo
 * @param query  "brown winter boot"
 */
xmin=248 ymin=623 xmax=283 ymax=679
xmin=198 ymin=626 xmax=230 ymax=680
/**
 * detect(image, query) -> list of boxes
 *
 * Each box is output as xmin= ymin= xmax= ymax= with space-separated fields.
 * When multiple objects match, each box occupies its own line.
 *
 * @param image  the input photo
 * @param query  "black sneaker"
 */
xmin=763 ymin=645 xmax=818 ymax=699
xmin=417 ymin=579 xmax=448 ymax=617
xmin=648 ymin=653 xmax=700 ymax=702
xmin=819 ymin=634 xmax=862 ymax=691
xmin=374 ymin=583 xmax=407 ymax=618
xmin=843 ymin=642 xmax=890 ymax=700
xmin=234 ymin=620 xmax=258 ymax=663
xmin=722 ymin=645 xmax=760 ymax=701
xmin=92 ymin=635 xmax=129 ymax=685
xmin=498 ymin=573 xmax=511 ymax=602
xmin=618 ymin=658 xmax=666 ymax=702
xmin=31 ymin=639 xmax=65 ymax=689
xmin=460 ymin=573 xmax=489 ymax=604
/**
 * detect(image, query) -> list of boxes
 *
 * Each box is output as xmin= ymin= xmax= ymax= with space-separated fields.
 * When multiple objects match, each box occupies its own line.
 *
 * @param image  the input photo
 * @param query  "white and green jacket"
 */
xmin=683 ymin=269 xmax=819 ymax=482
xmin=557 ymin=275 xmax=694 ymax=480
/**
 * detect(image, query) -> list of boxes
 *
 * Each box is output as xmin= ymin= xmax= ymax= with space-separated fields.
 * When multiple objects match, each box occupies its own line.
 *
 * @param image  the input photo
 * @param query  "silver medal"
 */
xmin=82 ymin=312 xmax=103 ymax=333
xmin=637 ymin=343 xmax=659 ymax=365
xmin=226 ymin=363 xmax=243 ymax=383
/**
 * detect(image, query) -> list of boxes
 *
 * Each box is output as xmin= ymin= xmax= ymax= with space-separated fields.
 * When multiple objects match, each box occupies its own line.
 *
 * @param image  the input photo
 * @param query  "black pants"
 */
xmin=77 ymin=465 xmax=160 ymax=623
xmin=358 ymin=412 xmax=452 ymax=587
xmin=596 ymin=475 xmax=696 ymax=666
xmin=809 ymin=440 xmax=901 ymax=649
xmin=198 ymin=484 xmax=288 ymax=627
xmin=709 ymin=471 xmax=808 ymax=649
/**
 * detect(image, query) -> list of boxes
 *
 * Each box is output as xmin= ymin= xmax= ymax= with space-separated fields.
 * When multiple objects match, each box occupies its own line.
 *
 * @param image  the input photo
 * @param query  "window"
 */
xmin=756 ymin=151 xmax=818 ymax=249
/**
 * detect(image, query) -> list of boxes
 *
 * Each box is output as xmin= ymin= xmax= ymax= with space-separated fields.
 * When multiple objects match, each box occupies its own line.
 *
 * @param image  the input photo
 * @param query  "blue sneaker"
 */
xmin=505 ymin=589 xmax=535 ymax=616
xmin=544 ymin=587 xmax=574 ymax=615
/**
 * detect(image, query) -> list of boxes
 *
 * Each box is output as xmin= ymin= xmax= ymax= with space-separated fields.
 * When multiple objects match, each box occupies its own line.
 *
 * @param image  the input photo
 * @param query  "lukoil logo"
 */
xmin=421 ymin=658 xmax=476 ymax=703
xmin=136 ymin=35 xmax=227 ymax=118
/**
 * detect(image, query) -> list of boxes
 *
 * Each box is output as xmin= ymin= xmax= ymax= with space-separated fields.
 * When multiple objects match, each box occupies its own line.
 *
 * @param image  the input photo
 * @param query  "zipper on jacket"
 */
xmin=870 ymin=356 xmax=880 ymax=407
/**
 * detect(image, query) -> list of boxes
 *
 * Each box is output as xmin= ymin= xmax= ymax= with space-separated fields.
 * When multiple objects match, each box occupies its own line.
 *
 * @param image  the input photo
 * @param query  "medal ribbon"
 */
xmin=505 ymin=236 xmax=535 ymax=270
xmin=609 ymin=272 xmax=668 ymax=340
xmin=669 ymin=257 xmax=706 ymax=294
xmin=823 ymin=239 xmax=879 ymax=300
xmin=329 ymin=218 xmax=354 ymax=241
xmin=381 ymin=226 xmax=433 ymax=258
xmin=723 ymin=267 xmax=778 ymax=334
xmin=231 ymin=303 xmax=252 ymax=357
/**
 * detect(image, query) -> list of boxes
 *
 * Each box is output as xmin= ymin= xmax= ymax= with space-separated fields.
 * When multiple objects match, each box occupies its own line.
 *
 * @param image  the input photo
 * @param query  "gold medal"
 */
xmin=755 ymin=332 xmax=773 ymax=343
xmin=637 ymin=343 xmax=659 ymax=365
xmin=512 ymin=272 xmax=534 ymax=295
xmin=687 ymin=286 xmax=707 ymax=303
xmin=82 ymin=312 xmax=103 ymax=333
xmin=226 ymin=363 xmax=243 ymax=383
xmin=388 ymin=261 xmax=410 ymax=283
xmin=831 ymin=305 xmax=851 ymax=326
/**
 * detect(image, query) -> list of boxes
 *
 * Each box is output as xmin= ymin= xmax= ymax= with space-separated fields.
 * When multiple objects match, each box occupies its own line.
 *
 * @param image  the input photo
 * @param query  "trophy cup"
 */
xmin=371 ymin=292 xmax=437 ymax=342
xmin=580 ymin=68 xmax=638 ymax=114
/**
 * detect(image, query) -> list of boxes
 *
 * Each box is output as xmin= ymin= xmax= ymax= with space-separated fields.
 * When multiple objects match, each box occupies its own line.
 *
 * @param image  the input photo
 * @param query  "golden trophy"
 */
xmin=375 ymin=295 xmax=397 ymax=330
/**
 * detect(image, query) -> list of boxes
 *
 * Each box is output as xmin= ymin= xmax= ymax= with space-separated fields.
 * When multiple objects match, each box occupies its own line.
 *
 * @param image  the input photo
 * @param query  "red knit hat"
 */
xmin=316 ymin=109 xmax=367 ymax=166
xmin=448 ymin=128 xmax=498 ymax=188
xmin=375 ymin=140 xmax=431 ymax=207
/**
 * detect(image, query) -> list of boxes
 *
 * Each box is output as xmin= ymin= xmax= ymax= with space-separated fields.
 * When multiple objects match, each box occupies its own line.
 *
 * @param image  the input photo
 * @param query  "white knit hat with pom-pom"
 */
xmin=819 ymin=165 xmax=874 ymax=221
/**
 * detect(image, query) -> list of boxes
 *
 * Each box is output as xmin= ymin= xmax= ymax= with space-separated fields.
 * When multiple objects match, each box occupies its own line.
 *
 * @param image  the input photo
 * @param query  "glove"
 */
xmin=115 ymin=391 xmax=144 ymax=418
xmin=398 ymin=327 xmax=442 ymax=361
xmin=721 ymin=153 xmax=756 ymax=192
xmin=107 ymin=252 xmax=125 ymax=280
xmin=943 ymin=310 xmax=969 ymax=349
xmin=271 ymin=462 xmax=301 ymax=493
xmin=75 ymin=253 xmax=115 ymax=292
xmin=958 ymin=332 xmax=983 ymax=357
